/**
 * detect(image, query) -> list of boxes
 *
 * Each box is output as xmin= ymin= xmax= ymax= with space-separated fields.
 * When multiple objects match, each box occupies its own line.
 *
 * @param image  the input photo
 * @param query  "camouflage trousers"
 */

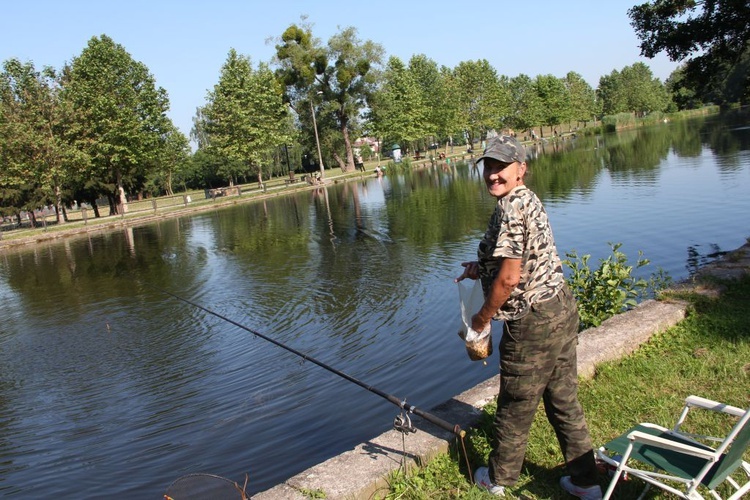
xmin=488 ymin=284 xmax=599 ymax=486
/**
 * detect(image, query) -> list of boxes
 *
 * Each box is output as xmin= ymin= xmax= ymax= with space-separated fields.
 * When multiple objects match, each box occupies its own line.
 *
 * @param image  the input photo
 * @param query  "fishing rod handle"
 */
xmin=409 ymin=406 xmax=466 ymax=438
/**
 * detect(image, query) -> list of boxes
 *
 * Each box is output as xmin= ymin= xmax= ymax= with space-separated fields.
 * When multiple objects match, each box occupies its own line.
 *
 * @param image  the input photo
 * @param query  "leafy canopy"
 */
xmin=63 ymin=34 xmax=171 ymax=204
xmin=629 ymin=0 xmax=750 ymax=104
xmin=200 ymin=49 xmax=291 ymax=185
xmin=275 ymin=21 xmax=383 ymax=172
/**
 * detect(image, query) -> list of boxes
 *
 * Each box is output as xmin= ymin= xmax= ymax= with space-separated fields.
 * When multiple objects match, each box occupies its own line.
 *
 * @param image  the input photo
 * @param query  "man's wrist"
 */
xmin=476 ymin=308 xmax=493 ymax=324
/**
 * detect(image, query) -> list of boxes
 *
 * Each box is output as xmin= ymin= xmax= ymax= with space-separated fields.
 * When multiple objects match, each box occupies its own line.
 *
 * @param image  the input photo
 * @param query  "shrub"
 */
xmin=564 ymin=242 xmax=670 ymax=330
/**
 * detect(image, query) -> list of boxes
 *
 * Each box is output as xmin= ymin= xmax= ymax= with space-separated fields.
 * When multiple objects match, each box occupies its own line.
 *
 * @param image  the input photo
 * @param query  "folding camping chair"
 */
xmin=597 ymin=395 xmax=750 ymax=499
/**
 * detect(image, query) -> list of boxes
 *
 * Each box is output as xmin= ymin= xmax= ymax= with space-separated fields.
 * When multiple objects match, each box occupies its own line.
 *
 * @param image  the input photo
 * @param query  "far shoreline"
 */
xmin=0 ymin=150 xmax=483 ymax=253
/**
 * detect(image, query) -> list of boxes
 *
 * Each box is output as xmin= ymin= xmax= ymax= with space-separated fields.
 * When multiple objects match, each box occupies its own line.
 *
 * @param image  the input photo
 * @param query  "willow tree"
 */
xmin=0 ymin=59 xmax=86 ymax=223
xmin=198 ymin=49 xmax=291 ymax=187
xmin=62 ymin=34 xmax=171 ymax=214
xmin=275 ymin=22 xmax=383 ymax=173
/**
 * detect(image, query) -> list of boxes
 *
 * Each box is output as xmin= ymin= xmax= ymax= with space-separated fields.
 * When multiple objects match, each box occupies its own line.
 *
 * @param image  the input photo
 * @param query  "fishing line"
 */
xmin=145 ymin=282 xmax=465 ymax=438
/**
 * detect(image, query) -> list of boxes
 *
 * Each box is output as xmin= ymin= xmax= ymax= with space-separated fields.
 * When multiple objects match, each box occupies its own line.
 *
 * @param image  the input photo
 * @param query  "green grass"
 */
xmin=384 ymin=276 xmax=750 ymax=499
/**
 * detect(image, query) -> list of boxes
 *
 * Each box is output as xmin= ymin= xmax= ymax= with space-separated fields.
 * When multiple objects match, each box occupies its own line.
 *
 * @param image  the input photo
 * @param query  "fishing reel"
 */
xmin=393 ymin=410 xmax=417 ymax=434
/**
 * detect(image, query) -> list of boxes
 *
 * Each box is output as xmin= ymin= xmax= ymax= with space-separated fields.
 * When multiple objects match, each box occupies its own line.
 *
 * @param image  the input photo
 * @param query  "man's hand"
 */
xmin=455 ymin=261 xmax=479 ymax=282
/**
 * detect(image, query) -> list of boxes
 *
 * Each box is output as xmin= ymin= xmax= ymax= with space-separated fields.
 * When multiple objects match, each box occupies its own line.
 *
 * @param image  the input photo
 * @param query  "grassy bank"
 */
xmin=385 ymin=275 xmax=750 ymax=499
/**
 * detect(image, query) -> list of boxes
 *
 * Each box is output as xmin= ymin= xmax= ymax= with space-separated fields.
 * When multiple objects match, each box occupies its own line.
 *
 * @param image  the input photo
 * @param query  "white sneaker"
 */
xmin=474 ymin=467 xmax=505 ymax=496
xmin=560 ymin=476 xmax=603 ymax=500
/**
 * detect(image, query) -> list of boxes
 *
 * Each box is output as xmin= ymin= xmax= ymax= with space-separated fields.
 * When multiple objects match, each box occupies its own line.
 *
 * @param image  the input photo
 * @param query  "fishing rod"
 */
xmin=148 ymin=284 xmax=465 ymax=438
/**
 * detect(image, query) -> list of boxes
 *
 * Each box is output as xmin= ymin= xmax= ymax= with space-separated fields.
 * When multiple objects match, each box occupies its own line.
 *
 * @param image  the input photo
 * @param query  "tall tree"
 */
xmin=452 ymin=59 xmax=509 ymax=145
xmin=438 ymin=66 xmax=464 ymax=146
xmin=275 ymin=22 xmax=383 ymax=173
xmin=150 ymin=123 xmax=190 ymax=196
xmin=598 ymin=63 xmax=669 ymax=116
xmin=199 ymin=49 xmax=291 ymax=187
xmin=368 ymin=56 xmax=427 ymax=151
xmin=620 ymin=62 xmax=670 ymax=116
xmin=597 ymin=69 xmax=629 ymax=115
xmin=0 ymin=59 xmax=86 ymax=223
xmin=629 ymin=0 xmax=750 ymax=104
xmin=508 ymin=74 xmax=544 ymax=136
xmin=564 ymin=71 xmax=599 ymax=126
xmin=407 ymin=54 xmax=450 ymax=143
xmin=665 ymin=64 xmax=702 ymax=110
xmin=535 ymin=74 xmax=571 ymax=132
xmin=62 ymin=34 xmax=171 ymax=214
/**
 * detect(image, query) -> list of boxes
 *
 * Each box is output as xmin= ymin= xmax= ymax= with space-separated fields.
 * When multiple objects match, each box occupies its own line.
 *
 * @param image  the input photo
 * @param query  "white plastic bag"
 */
xmin=457 ymin=280 xmax=492 ymax=361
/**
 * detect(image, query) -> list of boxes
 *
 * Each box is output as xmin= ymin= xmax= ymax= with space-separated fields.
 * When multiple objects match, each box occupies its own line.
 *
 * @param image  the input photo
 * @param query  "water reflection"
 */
xmin=0 ymin=112 xmax=749 ymax=497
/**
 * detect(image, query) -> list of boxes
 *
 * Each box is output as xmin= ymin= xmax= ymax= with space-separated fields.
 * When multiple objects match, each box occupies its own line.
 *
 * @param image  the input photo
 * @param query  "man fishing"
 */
xmin=456 ymin=135 xmax=602 ymax=499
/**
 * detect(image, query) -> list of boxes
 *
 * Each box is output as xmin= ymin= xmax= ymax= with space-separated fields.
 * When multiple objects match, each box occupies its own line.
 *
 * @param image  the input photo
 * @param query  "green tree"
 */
xmin=199 ymin=49 xmax=291 ymax=187
xmin=535 ymin=74 xmax=571 ymax=132
xmin=629 ymin=0 xmax=750 ymax=105
xmin=598 ymin=69 xmax=629 ymax=115
xmin=275 ymin=21 xmax=383 ymax=173
xmin=564 ymin=71 xmax=599 ymax=126
xmin=62 ymin=34 xmax=171 ymax=214
xmin=597 ymin=63 xmax=669 ymax=116
xmin=190 ymin=106 xmax=210 ymax=150
xmin=508 ymin=74 xmax=544 ymax=136
xmin=621 ymin=62 xmax=670 ymax=116
xmin=184 ymin=149 xmax=225 ymax=189
xmin=148 ymin=123 xmax=190 ymax=196
xmin=407 ymin=54 xmax=453 ymax=145
xmin=665 ymin=64 xmax=702 ymax=110
xmin=368 ymin=56 xmax=427 ymax=151
xmin=453 ymin=59 xmax=509 ymax=145
xmin=438 ymin=66 xmax=464 ymax=146
xmin=0 ymin=59 xmax=86 ymax=223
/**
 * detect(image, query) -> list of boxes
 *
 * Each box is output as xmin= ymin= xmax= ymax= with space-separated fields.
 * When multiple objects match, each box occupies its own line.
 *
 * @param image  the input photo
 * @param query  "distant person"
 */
xmin=455 ymin=135 xmax=602 ymax=499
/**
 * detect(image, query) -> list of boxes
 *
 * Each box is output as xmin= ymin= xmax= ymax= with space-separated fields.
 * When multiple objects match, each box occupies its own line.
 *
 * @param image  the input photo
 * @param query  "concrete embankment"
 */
xmin=254 ymin=240 xmax=750 ymax=499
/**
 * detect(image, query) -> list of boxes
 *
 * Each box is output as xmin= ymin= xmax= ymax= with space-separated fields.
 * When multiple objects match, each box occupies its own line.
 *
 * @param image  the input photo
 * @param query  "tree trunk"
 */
xmin=54 ymin=184 xmax=66 ymax=225
xmin=107 ymin=194 xmax=117 ymax=216
xmin=341 ymin=124 xmax=355 ymax=172
xmin=91 ymin=198 xmax=100 ymax=218
xmin=332 ymin=151 xmax=346 ymax=170
xmin=165 ymin=171 xmax=174 ymax=196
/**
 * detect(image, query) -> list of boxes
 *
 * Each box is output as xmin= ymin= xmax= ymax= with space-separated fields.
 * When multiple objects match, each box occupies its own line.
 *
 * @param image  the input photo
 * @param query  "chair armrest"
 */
xmin=685 ymin=395 xmax=745 ymax=418
xmin=627 ymin=430 xmax=718 ymax=461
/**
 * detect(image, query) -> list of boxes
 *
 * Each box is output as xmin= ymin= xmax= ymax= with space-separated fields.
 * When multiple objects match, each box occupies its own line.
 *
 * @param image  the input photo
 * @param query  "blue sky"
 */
xmin=2 ymin=0 xmax=678 ymax=141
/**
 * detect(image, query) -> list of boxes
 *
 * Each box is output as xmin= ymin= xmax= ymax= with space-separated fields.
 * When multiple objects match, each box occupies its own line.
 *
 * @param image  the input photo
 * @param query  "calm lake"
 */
xmin=0 ymin=112 xmax=748 ymax=497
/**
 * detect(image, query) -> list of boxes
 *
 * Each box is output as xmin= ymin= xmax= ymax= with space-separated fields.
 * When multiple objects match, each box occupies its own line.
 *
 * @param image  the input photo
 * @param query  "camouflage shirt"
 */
xmin=477 ymin=185 xmax=565 ymax=321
